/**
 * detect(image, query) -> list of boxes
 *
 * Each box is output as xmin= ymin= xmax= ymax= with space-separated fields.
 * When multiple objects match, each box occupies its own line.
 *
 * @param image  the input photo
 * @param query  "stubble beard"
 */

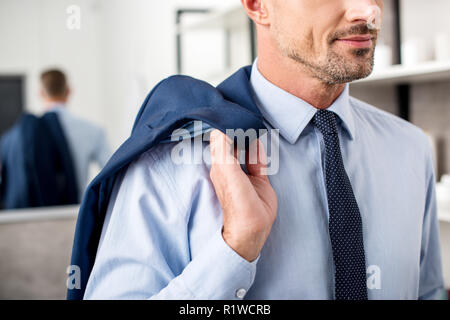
xmin=287 ymin=46 xmax=375 ymax=85
xmin=278 ymin=25 xmax=377 ymax=85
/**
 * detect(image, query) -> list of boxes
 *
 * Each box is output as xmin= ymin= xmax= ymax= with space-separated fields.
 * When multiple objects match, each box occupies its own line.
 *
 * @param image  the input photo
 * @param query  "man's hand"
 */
xmin=209 ymin=129 xmax=278 ymax=262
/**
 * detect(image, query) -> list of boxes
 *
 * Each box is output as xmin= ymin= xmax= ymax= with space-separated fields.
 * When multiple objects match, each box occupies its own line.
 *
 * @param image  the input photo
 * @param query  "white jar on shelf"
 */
xmin=373 ymin=43 xmax=393 ymax=72
xmin=401 ymin=38 xmax=430 ymax=66
xmin=434 ymin=33 xmax=450 ymax=62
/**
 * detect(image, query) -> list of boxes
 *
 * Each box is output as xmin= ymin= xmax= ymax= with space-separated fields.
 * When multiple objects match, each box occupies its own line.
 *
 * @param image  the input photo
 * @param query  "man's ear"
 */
xmin=241 ymin=0 xmax=271 ymax=26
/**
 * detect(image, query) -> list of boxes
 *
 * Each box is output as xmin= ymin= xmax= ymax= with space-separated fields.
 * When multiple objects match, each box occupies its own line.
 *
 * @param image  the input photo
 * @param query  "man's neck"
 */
xmin=256 ymin=46 xmax=346 ymax=110
xmin=45 ymin=100 xmax=66 ymax=111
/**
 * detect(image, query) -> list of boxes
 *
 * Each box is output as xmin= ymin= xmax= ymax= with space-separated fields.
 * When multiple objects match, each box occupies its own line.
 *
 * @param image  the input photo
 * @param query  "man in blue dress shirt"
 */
xmin=84 ymin=0 xmax=444 ymax=299
xmin=40 ymin=69 xmax=112 ymax=200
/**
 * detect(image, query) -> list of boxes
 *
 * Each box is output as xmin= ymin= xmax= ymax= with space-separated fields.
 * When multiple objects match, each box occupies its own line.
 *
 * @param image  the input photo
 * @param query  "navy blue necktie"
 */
xmin=313 ymin=109 xmax=368 ymax=300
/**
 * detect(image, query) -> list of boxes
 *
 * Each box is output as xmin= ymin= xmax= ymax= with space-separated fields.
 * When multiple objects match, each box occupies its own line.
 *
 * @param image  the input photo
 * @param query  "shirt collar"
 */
xmin=249 ymin=59 xmax=356 ymax=144
xmin=47 ymin=102 xmax=66 ymax=113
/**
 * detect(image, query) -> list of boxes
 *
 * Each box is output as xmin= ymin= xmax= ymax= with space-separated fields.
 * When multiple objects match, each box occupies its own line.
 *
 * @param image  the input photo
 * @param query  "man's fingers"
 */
xmin=246 ymin=138 xmax=269 ymax=179
xmin=209 ymin=129 xmax=240 ymax=168
xmin=210 ymin=129 xmax=269 ymax=179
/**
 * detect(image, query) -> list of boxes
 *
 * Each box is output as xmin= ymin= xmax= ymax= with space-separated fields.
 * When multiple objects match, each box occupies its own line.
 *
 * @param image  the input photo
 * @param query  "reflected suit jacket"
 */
xmin=0 ymin=112 xmax=79 ymax=209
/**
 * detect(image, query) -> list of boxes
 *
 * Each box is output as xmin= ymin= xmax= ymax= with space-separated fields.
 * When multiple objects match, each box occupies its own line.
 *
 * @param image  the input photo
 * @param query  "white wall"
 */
xmin=0 ymin=0 xmax=241 ymax=148
xmin=97 ymin=0 xmax=241 ymax=147
xmin=401 ymin=0 xmax=450 ymax=61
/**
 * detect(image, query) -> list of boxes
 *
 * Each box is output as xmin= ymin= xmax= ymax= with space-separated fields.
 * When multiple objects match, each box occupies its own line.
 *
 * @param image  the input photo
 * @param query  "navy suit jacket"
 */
xmin=67 ymin=66 xmax=266 ymax=300
xmin=0 ymin=112 xmax=79 ymax=209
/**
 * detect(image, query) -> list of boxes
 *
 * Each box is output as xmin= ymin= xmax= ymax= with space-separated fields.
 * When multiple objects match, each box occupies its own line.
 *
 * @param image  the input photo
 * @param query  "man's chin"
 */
xmin=339 ymin=52 xmax=375 ymax=82
xmin=348 ymin=70 xmax=373 ymax=82
xmin=346 ymin=64 xmax=374 ymax=82
xmin=324 ymin=64 xmax=374 ymax=85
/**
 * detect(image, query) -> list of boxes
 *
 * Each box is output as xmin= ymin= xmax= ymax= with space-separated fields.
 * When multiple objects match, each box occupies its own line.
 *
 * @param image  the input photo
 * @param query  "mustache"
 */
xmin=328 ymin=23 xmax=378 ymax=44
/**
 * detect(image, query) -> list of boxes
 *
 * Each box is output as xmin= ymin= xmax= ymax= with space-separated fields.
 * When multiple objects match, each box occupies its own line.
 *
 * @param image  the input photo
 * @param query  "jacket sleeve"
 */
xmin=83 ymin=143 xmax=258 ymax=300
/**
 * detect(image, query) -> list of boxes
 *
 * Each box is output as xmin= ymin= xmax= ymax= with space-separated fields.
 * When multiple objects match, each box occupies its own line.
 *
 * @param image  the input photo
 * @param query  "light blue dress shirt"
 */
xmin=84 ymin=61 xmax=444 ymax=300
xmin=49 ymin=105 xmax=111 ymax=199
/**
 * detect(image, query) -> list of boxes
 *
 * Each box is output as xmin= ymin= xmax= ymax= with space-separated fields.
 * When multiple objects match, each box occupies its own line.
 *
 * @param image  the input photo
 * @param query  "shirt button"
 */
xmin=236 ymin=288 xmax=247 ymax=299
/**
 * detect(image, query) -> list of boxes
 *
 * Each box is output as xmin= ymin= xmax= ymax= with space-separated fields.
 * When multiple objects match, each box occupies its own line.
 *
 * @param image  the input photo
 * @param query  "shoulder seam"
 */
xmin=349 ymin=97 xmax=424 ymax=132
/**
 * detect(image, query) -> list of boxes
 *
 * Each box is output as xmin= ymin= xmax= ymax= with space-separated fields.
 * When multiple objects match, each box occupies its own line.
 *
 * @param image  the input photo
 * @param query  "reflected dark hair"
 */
xmin=40 ymin=69 xmax=68 ymax=98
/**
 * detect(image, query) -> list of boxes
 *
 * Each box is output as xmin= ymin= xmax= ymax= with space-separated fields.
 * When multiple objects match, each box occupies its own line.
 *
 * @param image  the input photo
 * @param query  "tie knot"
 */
xmin=313 ymin=109 xmax=338 ymax=135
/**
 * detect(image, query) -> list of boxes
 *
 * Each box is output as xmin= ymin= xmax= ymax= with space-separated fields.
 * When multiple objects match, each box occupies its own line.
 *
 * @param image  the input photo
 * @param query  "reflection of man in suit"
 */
xmin=40 ymin=69 xmax=111 ymax=200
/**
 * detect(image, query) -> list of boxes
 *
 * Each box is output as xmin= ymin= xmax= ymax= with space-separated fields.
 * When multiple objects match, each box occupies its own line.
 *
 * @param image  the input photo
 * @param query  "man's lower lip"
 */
xmin=336 ymin=39 xmax=373 ymax=48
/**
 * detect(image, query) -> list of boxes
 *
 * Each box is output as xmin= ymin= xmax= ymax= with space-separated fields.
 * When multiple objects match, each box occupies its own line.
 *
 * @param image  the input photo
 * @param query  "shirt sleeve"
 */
xmin=418 ymin=141 xmax=444 ymax=300
xmin=149 ymin=227 xmax=259 ymax=300
xmin=84 ymin=144 xmax=259 ymax=300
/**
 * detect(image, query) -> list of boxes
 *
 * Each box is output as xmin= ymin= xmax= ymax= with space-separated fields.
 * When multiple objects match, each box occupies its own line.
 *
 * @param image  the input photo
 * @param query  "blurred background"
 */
xmin=0 ymin=0 xmax=449 ymax=299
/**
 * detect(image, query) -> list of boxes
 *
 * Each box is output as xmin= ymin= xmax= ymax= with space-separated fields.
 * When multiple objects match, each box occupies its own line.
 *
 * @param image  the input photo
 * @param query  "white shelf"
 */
xmin=353 ymin=60 xmax=450 ymax=86
xmin=177 ymin=5 xmax=247 ymax=35
xmin=0 ymin=205 xmax=79 ymax=224
xmin=204 ymin=61 xmax=450 ymax=88
xmin=193 ymin=59 xmax=450 ymax=88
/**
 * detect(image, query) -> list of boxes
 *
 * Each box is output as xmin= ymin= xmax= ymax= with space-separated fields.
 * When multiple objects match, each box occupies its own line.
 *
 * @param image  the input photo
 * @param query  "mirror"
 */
xmin=0 ymin=1 xmax=117 ymax=210
xmin=0 ymin=70 xmax=112 ymax=210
